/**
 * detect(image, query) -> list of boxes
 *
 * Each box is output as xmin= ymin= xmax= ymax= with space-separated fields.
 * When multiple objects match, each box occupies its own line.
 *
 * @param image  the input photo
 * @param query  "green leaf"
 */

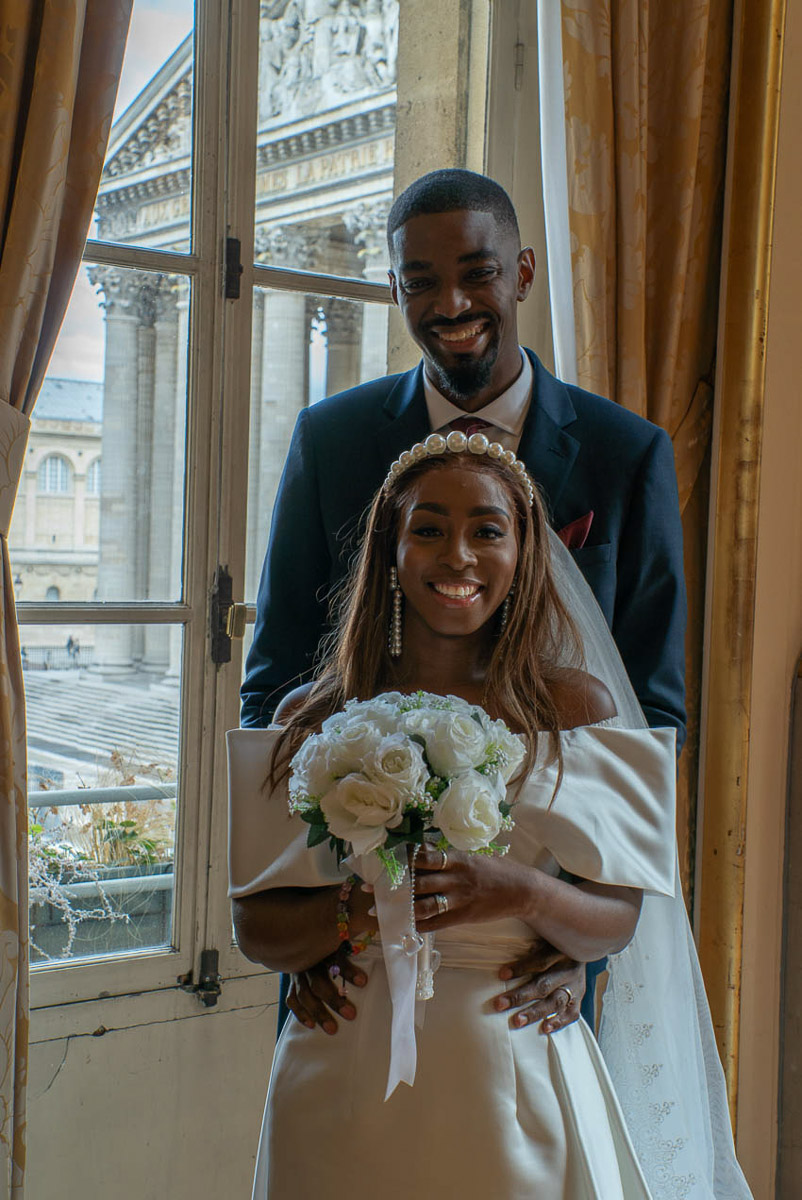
xmin=383 ymin=831 xmax=414 ymax=850
xmin=306 ymin=825 xmax=330 ymax=848
xmin=299 ymin=809 xmax=327 ymax=826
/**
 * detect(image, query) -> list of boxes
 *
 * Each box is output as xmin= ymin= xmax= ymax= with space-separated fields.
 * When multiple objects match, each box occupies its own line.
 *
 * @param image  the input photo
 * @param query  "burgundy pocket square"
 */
xmin=556 ymin=511 xmax=594 ymax=550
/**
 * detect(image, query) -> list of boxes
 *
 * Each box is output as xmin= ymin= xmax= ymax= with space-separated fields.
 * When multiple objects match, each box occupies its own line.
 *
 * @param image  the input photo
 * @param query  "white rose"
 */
xmin=320 ymin=772 xmax=405 ymax=855
xmin=433 ymin=771 xmax=504 ymax=852
xmin=489 ymin=720 xmax=526 ymax=783
xmin=421 ymin=712 xmax=490 ymax=777
xmin=400 ymin=707 xmax=439 ymax=739
xmin=336 ymin=698 xmax=400 ymax=735
xmin=325 ymin=718 xmax=384 ymax=778
xmin=289 ymin=733 xmax=337 ymax=799
xmin=364 ymin=733 xmax=429 ymax=797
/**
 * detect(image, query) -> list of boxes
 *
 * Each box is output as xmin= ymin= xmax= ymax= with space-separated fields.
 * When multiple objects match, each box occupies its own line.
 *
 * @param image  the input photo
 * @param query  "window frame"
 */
xmin=37 ymin=454 xmax=73 ymax=495
xmin=22 ymin=0 xmax=397 ymax=1013
xmin=23 ymin=0 xmax=230 ymax=1011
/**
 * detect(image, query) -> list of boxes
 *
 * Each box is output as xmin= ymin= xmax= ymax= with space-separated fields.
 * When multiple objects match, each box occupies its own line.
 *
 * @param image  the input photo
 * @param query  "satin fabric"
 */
xmin=228 ymin=724 xmax=676 ymax=1198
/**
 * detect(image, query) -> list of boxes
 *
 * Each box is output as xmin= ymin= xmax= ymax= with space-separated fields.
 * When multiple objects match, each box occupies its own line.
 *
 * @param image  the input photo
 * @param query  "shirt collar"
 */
xmin=422 ymin=348 xmax=533 ymax=436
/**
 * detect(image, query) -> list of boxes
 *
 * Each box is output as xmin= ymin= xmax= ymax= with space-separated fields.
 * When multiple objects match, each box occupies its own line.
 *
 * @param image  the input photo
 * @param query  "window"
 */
xmin=37 ymin=454 xmax=73 ymax=494
xmin=86 ymin=458 xmax=101 ymax=494
xmin=44 ymin=586 xmax=60 ymax=602
xmin=7 ymin=0 xmax=490 ymax=1021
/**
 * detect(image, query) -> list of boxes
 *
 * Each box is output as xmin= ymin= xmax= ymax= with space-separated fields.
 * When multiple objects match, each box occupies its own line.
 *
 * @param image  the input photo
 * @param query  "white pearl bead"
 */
xmin=500 ymin=449 xmax=516 ymax=467
xmin=446 ymin=430 xmax=468 ymax=453
xmin=467 ymin=433 xmax=490 ymax=455
xmin=390 ymin=461 xmax=402 ymax=475
xmin=411 ymin=443 xmax=427 ymax=461
xmin=487 ymin=442 xmax=503 ymax=459
xmin=424 ymin=433 xmax=447 ymax=455
xmin=399 ymin=450 xmax=414 ymax=469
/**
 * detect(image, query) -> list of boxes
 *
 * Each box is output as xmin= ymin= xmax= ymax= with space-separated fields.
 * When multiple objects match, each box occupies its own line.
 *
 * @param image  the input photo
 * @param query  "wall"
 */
xmin=735 ymin=1 xmax=802 ymax=1191
xmin=27 ymin=976 xmax=279 ymax=1199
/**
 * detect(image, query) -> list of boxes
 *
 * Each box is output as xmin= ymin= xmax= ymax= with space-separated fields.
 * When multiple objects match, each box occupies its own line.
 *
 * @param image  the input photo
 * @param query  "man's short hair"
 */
xmin=386 ymin=169 xmax=520 ymax=259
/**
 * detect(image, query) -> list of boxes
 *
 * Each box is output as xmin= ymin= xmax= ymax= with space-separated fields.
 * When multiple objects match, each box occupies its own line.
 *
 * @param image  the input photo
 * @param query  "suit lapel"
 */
xmin=518 ymin=351 xmax=579 ymax=520
xmin=373 ymin=355 xmax=581 ymax=522
xmin=376 ymin=363 xmax=430 ymax=468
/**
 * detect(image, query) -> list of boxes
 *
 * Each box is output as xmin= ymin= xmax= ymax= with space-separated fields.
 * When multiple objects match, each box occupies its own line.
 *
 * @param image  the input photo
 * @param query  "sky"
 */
xmin=48 ymin=2 xmax=194 ymax=382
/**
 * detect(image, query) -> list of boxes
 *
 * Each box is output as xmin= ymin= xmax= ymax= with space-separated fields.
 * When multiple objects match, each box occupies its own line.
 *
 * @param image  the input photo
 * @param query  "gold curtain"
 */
xmin=560 ymin=0 xmax=734 ymax=893
xmin=0 ymin=3 xmax=132 ymax=1194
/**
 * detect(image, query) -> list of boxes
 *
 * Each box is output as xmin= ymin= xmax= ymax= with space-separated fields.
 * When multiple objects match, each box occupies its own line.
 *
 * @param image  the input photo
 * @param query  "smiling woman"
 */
xmin=395 ymin=462 xmax=519 ymax=647
xmin=227 ymin=439 xmax=722 ymax=1198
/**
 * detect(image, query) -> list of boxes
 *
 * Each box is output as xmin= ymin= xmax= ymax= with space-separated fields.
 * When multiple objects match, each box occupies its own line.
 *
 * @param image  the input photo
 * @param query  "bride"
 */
xmin=228 ymin=432 xmax=751 ymax=1199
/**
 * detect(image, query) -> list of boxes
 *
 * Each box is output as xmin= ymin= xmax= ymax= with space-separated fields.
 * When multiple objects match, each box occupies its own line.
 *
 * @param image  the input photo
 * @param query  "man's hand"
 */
xmin=286 ymin=945 xmax=368 ymax=1035
xmin=492 ymin=940 xmax=585 ymax=1034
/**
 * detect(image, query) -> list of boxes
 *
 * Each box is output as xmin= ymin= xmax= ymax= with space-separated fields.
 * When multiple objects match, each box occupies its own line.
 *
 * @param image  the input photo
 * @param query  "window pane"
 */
xmin=8 ymin=268 xmax=189 ymax=603
xmin=244 ymin=289 xmax=388 ymax=603
xmin=254 ymin=1 xmax=398 ymax=279
xmin=93 ymin=0 xmax=195 ymax=250
xmin=25 ymin=624 xmax=182 ymax=963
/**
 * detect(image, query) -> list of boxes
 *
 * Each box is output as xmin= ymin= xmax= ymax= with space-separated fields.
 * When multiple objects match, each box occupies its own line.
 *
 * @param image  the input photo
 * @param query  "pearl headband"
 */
xmin=384 ymin=430 xmax=536 ymax=506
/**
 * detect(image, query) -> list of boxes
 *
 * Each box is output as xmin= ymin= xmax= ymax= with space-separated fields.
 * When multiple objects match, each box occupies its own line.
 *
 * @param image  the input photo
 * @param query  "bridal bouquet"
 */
xmin=288 ymin=690 xmax=525 ymax=885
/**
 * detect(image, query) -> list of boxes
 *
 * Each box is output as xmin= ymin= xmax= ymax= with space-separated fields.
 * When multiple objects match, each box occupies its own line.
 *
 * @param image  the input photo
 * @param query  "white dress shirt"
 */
xmin=422 ymin=347 xmax=533 ymax=453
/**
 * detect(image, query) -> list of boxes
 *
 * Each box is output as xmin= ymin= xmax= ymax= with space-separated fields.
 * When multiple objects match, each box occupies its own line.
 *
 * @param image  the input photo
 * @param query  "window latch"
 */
xmin=178 ymin=949 xmax=222 ymax=1007
xmin=225 ymin=236 xmax=242 ymax=299
xmin=210 ymin=565 xmax=247 ymax=664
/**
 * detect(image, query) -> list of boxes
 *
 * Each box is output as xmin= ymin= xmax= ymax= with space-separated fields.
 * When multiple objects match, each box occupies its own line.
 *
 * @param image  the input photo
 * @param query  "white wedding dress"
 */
xmin=228 ymin=722 xmax=681 ymax=1200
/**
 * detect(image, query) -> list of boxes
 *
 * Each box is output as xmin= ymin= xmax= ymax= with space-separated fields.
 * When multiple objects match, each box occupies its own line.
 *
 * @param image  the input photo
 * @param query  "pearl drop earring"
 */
xmin=389 ymin=566 xmax=403 ymax=657
xmin=499 ymin=587 xmax=514 ymax=633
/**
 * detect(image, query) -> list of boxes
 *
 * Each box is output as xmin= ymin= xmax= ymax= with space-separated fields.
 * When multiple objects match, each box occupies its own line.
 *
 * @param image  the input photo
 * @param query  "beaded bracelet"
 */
xmin=334 ymin=874 xmax=373 ymax=958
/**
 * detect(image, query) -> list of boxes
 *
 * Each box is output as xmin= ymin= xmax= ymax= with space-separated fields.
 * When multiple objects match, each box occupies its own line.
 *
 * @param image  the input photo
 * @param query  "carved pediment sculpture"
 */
xmin=258 ymin=0 xmax=399 ymax=124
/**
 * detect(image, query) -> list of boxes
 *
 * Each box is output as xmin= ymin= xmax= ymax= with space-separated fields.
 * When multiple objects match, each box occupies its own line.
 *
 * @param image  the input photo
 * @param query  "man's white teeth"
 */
xmin=433 ymin=583 xmax=480 ymax=597
xmin=437 ymin=323 xmax=485 ymax=343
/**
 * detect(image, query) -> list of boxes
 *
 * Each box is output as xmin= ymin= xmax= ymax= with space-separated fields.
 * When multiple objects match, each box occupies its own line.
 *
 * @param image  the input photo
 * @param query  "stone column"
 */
xmin=89 ymin=266 xmax=149 ymax=671
xmin=73 ymin=474 xmax=87 ymax=550
xmin=245 ymin=225 xmax=325 ymax=599
xmin=144 ymin=279 xmax=180 ymax=671
xmin=323 ymin=298 xmax=362 ymax=396
xmin=166 ymin=282 xmax=190 ymax=682
xmin=345 ymin=201 xmax=391 ymax=383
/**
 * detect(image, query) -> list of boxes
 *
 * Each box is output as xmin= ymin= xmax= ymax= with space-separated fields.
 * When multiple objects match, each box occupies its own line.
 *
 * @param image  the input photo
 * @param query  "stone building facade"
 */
xmin=89 ymin=0 xmax=399 ymax=671
xmin=9 ymin=380 xmax=101 ymax=595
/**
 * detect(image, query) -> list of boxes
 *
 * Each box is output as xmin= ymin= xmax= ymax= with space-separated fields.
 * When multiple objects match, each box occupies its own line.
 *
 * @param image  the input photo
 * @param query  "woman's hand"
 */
xmin=408 ymin=846 xmax=587 ymax=1032
xmin=409 ymin=842 xmax=642 ymax=968
xmin=412 ymin=842 xmax=532 ymax=930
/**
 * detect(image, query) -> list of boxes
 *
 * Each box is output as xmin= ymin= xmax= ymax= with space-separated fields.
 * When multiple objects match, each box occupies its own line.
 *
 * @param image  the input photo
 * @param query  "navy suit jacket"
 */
xmin=241 ymin=350 xmax=687 ymax=744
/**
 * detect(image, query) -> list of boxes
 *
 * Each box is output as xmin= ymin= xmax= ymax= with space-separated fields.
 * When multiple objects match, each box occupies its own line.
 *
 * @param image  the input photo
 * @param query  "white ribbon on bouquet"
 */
xmin=351 ymin=852 xmax=421 ymax=1099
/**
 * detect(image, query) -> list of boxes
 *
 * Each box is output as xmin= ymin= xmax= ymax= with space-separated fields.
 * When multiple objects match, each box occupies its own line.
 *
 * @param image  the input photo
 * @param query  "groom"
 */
xmin=238 ymin=170 xmax=686 ymax=1030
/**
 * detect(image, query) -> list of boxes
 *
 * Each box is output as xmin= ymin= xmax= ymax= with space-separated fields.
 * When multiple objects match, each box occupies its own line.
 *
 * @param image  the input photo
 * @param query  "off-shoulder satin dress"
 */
xmin=228 ymin=724 xmax=676 ymax=1199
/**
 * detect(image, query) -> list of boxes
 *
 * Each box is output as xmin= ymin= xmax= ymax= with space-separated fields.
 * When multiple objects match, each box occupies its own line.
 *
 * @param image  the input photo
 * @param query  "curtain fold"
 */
xmin=559 ymin=0 xmax=734 ymax=897
xmin=0 ymin=3 xmax=132 ymax=1194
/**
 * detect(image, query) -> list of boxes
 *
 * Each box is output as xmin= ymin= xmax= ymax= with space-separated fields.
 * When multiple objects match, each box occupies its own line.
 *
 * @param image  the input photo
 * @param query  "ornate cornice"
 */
xmin=255 ymin=101 xmax=395 ymax=170
xmin=104 ymin=75 xmax=192 ymax=180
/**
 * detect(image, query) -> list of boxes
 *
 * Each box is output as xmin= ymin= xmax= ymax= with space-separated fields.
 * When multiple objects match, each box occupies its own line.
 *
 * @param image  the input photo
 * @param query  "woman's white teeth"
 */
xmin=433 ymin=583 xmax=480 ymax=597
xmin=437 ymin=323 xmax=484 ymax=343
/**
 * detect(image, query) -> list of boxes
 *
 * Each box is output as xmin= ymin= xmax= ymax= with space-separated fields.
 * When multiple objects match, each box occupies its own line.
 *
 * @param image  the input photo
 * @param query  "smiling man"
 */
xmin=237 ymin=169 xmax=686 ymax=1034
xmin=242 ymin=170 xmax=685 ymax=742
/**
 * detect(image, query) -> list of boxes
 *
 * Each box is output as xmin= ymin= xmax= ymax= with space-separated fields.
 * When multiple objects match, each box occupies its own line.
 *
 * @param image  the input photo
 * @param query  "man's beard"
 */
xmin=426 ymin=329 xmax=501 ymax=403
